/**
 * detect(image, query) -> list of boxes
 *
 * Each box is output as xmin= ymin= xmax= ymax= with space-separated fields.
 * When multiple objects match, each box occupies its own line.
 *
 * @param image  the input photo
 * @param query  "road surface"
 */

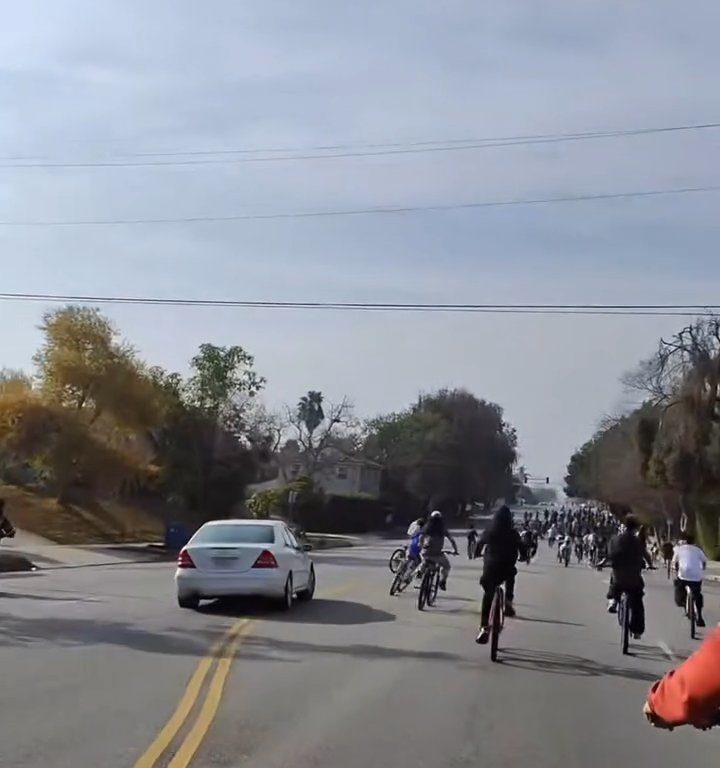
xmin=1 ymin=540 xmax=718 ymax=768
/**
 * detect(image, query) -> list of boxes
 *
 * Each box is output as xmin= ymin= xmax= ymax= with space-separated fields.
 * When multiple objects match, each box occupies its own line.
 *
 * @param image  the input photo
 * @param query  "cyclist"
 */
xmin=418 ymin=510 xmax=458 ymax=591
xmin=557 ymin=533 xmax=572 ymax=563
xmin=604 ymin=515 xmax=651 ymax=639
xmin=475 ymin=505 xmax=525 ymax=645
xmin=529 ymin=528 xmax=539 ymax=559
xmin=0 ymin=498 xmax=15 ymax=541
xmin=661 ymin=538 xmax=674 ymax=571
xmin=547 ymin=523 xmax=557 ymax=547
xmin=584 ymin=531 xmax=598 ymax=565
xmin=519 ymin=526 xmax=533 ymax=563
xmin=574 ymin=536 xmax=584 ymax=563
xmin=466 ymin=523 xmax=479 ymax=559
xmin=672 ymin=532 xmax=707 ymax=627
xmin=407 ymin=515 xmax=426 ymax=538
xmin=645 ymin=627 xmax=720 ymax=729
xmin=649 ymin=540 xmax=660 ymax=565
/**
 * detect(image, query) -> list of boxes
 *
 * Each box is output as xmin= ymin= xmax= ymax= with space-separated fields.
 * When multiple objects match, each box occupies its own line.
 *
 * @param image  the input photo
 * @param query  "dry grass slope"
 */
xmin=1 ymin=484 xmax=165 ymax=544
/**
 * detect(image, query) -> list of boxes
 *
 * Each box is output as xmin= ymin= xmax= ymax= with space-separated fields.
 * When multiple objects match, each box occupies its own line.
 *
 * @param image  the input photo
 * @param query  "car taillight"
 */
xmin=252 ymin=550 xmax=278 ymax=569
xmin=177 ymin=549 xmax=196 ymax=569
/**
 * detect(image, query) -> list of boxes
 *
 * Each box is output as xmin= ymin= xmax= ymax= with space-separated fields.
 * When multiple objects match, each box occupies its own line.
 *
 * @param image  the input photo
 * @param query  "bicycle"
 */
xmin=417 ymin=552 xmax=456 ymax=611
xmin=389 ymin=556 xmax=418 ymax=596
xmin=388 ymin=547 xmax=406 ymax=574
xmin=488 ymin=582 xmax=506 ymax=662
xmin=467 ymin=540 xmax=476 ymax=560
xmin=588 ymin=548 xmax=598 ymax=569
xmin=665 ymin=558 xmax=672 ymax=580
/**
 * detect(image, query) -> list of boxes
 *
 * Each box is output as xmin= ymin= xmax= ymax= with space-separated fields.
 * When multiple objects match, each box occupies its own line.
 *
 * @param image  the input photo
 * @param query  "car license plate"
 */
xmin=212 ymin=557 xmax=236 ymax=568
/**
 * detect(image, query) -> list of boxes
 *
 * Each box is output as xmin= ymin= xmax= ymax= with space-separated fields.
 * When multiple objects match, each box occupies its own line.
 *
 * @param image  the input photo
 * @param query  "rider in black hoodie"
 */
xmin=475 ymin=505 xmax=525 ymax=644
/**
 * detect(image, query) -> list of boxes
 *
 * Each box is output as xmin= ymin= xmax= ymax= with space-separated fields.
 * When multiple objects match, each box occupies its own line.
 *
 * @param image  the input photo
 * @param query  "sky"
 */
xmin=1 ymin=1 xmax=719 ymax=485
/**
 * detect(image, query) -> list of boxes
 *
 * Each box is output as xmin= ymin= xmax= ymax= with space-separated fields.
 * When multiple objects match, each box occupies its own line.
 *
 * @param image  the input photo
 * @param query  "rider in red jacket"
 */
xmin=645 ymin=627 xmax=720 ymax=728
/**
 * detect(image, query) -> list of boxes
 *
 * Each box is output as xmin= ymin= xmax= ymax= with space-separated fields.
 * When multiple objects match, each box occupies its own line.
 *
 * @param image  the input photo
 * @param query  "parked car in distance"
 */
xmin=175 ymin=519 xmax=315 ymax=610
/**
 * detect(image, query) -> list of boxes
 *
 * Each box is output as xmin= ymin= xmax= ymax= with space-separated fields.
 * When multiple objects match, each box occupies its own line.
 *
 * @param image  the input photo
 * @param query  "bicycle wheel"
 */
xmin=417 ymin=570 xmax=432 ymax=611
xmin=467 ymin=542 xmax=474 ymax=560
xmin=620 ymin=593 xmax=630 ymax=655
xmin=396 ymin=561 xmax=415 ymax=594
xmin=490 ymin=587 xmax=503 ymax=662
xmin=389 ymin=548 xmax=405 ymax=574
xmin=390 ymin=562 xmax=407 ymax=596
xmin=427 ymin=568 xmax=440 ymax=606
xmin=666 ymin=560 xmax=671 ymax=580
xmin=687 ymin=590 xmax=696 ymax=639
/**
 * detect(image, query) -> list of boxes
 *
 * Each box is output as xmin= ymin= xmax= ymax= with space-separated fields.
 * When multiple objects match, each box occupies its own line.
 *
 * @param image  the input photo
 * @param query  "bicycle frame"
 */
xmin=685 ymin=584 xmax=696 ymax=639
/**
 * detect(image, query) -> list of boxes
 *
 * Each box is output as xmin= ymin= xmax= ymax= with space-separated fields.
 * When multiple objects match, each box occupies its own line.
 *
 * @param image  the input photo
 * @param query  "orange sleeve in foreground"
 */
xmin=648 ymin=627 xmax=720 ymax=726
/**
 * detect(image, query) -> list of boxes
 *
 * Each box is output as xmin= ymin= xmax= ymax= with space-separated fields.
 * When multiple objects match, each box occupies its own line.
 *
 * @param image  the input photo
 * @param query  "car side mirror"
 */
xmin=302 ymin=543 xmax=313 ymax=552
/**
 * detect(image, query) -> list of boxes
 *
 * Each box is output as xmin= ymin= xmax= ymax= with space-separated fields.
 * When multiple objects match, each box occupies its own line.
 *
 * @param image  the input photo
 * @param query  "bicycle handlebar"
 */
xmin=644 ymin=701 xmax=720 ymax=730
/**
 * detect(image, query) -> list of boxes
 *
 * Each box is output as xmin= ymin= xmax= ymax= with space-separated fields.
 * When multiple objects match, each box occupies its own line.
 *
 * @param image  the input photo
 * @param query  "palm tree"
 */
xmin=297 ymin=391 xmax=324 ymax=435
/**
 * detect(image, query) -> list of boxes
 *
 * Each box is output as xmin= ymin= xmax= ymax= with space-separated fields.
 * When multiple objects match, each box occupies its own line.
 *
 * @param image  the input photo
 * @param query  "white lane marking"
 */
xmin=657 ymin=640 xmax=677 ymax=661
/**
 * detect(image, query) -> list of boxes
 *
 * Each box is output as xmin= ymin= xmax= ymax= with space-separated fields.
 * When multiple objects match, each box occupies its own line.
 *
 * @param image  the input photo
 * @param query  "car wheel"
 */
xmin=297 ymin=567 xmax=315 ymax=602
xmin=178 ymin=594 xmax=199 ymax=610
xmin=279 ymin=574 xmax=294 ymax=611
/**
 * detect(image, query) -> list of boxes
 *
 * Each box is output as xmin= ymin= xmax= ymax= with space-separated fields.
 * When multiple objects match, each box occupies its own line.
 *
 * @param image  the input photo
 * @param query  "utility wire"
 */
xmin=0 ymin=293 xmax=716 ymax=316
xmin=1 ymin=184 xmax=718 ymax=227
xmin=1 ymin=120 xmax=719 ymax=169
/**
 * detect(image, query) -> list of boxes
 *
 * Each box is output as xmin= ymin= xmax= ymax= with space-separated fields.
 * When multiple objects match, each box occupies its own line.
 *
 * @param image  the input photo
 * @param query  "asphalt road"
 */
xmin=1 ymin=540 xmax=719 ymax=768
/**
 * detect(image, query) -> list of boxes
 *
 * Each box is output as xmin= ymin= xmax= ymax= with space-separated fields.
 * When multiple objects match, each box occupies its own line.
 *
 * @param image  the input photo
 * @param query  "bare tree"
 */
xmin=285 ymin=395 xmax=356 ymax=478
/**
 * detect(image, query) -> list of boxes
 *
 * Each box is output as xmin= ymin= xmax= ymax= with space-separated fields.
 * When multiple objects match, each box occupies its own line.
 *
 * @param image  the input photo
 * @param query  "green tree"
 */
xmin=148 ymin=345 xmax=268 ymax=518
xmin=34 ymin=306 xmax=160 ymax=431
xmin=364 ymin=388 xmax=517 ymax=514
xmin=622 ymin=317 xmax=720 ymax=546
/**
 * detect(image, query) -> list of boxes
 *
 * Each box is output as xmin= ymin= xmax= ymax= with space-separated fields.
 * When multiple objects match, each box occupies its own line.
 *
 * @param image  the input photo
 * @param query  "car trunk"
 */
xmin=186 ymin=544 xmax=265 ymax=574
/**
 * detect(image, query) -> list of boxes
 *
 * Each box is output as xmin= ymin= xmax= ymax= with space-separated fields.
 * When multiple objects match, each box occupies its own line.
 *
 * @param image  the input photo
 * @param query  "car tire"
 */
xmin=280 ymin=574 xmax=294 ymax=611
xmin=178 ymin=594 xmax=199 ymax=610
xmin=297 ymin=567 xmax=315 ymax=602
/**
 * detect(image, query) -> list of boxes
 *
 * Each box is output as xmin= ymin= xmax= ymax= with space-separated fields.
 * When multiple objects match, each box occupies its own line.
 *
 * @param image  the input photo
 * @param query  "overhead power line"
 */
xmin=1 ymin=184 xmax=717 ymax=227
xmin=0 ymin=293 xmax=717 ymax=316
xmin=1 ymin=120 xmax=719 ymax=169
xmin=0 ymin=185 xmax=720 ymax=227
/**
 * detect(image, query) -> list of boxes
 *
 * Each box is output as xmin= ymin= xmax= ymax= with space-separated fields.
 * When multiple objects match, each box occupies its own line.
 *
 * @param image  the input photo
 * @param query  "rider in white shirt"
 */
xmin=672 ymin=533 xmax=707 ymax=627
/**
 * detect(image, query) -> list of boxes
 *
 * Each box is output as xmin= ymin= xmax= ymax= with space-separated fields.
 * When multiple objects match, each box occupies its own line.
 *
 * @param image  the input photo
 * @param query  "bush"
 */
xmin=246 ymin=488 xmax=284 ymax=519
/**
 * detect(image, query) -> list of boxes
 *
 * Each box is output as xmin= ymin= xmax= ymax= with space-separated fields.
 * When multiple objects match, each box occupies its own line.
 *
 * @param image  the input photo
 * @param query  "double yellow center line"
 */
xmin=133 ymin=618 xmax=254 ymax=768
xmin=131 ymin=584 xmax=357 ymax=768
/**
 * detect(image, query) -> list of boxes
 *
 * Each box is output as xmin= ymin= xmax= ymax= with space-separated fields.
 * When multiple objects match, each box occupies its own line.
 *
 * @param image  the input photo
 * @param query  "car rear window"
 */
xmin=192 ymin=524 xmax=276 ymax=545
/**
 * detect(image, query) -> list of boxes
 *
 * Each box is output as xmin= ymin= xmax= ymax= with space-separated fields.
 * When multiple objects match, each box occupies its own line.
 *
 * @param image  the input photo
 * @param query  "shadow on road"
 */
xmin=0 ymin=591 xmax=99 ymax=603
xmin=497 ymin=647 xmax=658 ymax=682
xmin=201 ymin=597 xmax=396 ymax=626
xmin=238 ymin=633 xmax=462 ymax=664
xmin=0 ymin=615 xmax=227 ymax=656
xmin=515 ymin=615 xmax=585 ymax=628
xmin=632 ymin=644 xmax=691 ymax=663
xmin=313 ymin=554 xmax=391 ymax=569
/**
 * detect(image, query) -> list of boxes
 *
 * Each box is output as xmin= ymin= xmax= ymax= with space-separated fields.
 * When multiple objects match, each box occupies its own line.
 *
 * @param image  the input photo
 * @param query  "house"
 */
xmin=275 ymin=443 xmax=382 ymax=498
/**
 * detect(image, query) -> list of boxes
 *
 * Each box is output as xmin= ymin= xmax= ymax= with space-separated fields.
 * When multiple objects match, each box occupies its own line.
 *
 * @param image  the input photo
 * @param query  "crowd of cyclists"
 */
xmin=392 ymin=499 xmax=720 ymax=731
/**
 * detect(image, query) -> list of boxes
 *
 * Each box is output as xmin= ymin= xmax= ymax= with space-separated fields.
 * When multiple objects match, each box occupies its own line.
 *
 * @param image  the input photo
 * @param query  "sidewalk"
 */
xmin=1 ymin=529 xmax=171 ymax=571
xmin=705 ymin=560 xmax=720 ymax=583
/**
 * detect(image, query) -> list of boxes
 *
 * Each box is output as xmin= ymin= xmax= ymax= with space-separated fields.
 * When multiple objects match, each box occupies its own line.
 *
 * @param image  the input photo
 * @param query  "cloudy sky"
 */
xmin=1 ymin=1 xmax=719 ymax=485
